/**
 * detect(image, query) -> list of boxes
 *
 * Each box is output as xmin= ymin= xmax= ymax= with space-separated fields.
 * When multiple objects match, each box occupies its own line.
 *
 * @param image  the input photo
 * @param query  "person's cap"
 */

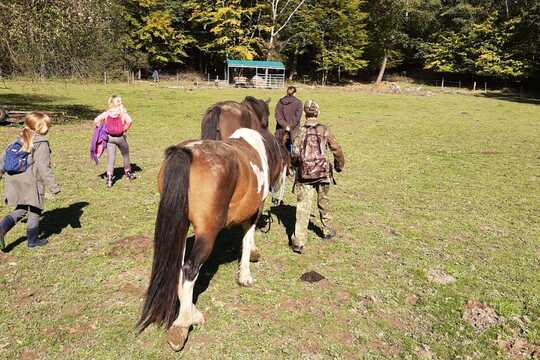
xmin=304 ymin=100 xmax=320 ymax=117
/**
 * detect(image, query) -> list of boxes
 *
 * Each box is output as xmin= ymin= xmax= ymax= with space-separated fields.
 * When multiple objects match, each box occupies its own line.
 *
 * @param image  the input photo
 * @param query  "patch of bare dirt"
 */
xmin=463 ymin=300 xmax=499 ymax=331
xmin=283 ymin=297 xmax=317 ymax=316
xmin=119 ymin=283 xmax=145 ymax=298
xmin=62 ymin=304 xmax=84 ymax=317
xmin=496 ymin=336 xmax=540 ymax=359
xmin=65 ymin=320 xmax=98 ymax=337
xmin=108 ymin=235 xmax=152 ymax=258
xmin=406 ymin=294 xmax=419 ymax=306
xmin=336 ymin=291 xmax=350 ymax=302
xmin=427 ymin=269 xmax=456 ymax=285
xmin=364 ymin=338 xmax=402 ymax=358
xmin=19 ymin=349 xmax=38 ymax=360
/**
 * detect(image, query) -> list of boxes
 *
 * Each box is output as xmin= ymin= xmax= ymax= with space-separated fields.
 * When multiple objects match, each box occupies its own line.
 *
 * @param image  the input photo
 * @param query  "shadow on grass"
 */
xmin=478 ymin=92 xmax=540 ymax=106
xmin=192 ymin=226 xmax=244 ymax=303
xmin=2 ymin=201 xmax=89 ymax=252
xmin=264 ymin=203 xmax=324 ymax=242
xmin=98 ymin=163 xmax=143 ymax=185
xmin=0 ymin=93 xmax=100 ymax=123
xmin=39 ymin=201 xmax=89 ymax=239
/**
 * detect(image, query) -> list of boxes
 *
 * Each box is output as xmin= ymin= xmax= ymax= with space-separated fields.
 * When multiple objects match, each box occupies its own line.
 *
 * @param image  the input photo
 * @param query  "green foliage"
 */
xmin=280 ymin=0 xmax=368 ymax=82
xmin=122 ymin=0 xmax=192 ymax=67
xmin=314 ymin=0 xmax=368 ymax=82
xmin=0 ymin=0 xmax=124 ymax=77
xmin=422 ymin=13 xmax=526 ymax=78
xmin=184 ymin=0 xmax=264 ymax=61
xmin=364 ymin=0 xmax=408 ymax=70
xmin=1 ymin=0 xmax=539 ymax=81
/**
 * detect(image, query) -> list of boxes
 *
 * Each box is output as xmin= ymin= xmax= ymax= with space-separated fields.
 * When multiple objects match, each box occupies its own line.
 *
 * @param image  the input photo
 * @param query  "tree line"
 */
xmin=1 ymin=0 xmax=539 ymax=85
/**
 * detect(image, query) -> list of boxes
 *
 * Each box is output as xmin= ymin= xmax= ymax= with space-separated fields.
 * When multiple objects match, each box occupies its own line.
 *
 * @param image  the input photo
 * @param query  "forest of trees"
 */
xmin=1 ymin=0 xmax=539 ymax=86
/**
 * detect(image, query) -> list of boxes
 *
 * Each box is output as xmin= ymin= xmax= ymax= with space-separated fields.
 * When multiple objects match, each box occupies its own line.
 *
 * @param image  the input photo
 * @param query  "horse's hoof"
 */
xmin=167 ymin=326 xmax=189 ymax=352
xmin=238 ymin=274 xmax=254 ymax=287
xmin=250 ymin=249 xmax=260 ymax=262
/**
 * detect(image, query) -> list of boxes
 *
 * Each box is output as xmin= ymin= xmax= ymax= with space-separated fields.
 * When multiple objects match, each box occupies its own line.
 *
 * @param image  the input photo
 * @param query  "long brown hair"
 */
xmin=21 ymin=112 xmax=51 ymax=152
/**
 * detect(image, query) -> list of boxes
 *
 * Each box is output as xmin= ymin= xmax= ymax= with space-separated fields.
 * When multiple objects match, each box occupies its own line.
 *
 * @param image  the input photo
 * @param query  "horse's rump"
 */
xmin=200 ymin=98 xmax=269 ymax=140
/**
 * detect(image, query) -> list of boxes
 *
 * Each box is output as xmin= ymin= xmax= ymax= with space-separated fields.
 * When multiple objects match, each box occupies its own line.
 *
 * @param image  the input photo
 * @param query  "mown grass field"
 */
xmin=0 ymin=80 xmax=538 ymax=359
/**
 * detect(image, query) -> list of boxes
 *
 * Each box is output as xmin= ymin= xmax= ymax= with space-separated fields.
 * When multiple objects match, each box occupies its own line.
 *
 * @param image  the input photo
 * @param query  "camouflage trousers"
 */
xmin=292 ymin=182 xmax=333 ymax=248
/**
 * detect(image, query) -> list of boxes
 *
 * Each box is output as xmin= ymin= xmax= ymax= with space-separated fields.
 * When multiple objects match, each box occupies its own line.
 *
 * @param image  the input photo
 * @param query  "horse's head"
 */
xmin=243 ymin=96 xmax=270 ymax=129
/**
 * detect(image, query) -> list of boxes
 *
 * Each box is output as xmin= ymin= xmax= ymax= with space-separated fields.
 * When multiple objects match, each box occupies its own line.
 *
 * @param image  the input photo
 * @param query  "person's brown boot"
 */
xmin=322 ymin=228 xmax=336 ymax=241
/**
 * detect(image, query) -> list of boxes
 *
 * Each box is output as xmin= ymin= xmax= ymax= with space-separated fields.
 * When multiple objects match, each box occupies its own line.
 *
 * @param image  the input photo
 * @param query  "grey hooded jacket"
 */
xmin=0 ymin=134 xmax=60 ymax=209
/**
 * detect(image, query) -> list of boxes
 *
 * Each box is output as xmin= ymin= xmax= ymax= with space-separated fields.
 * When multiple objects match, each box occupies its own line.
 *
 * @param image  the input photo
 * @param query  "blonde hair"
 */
xmin=21 ymin=112 xmax=51 ymax=152
xmin=107 ymin=95 xmax=126 ymax=113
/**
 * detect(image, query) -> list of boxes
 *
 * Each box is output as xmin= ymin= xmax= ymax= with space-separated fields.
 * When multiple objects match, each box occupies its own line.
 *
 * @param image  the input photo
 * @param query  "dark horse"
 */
xmin=201 ymin=96 xmax=270 ymax=140
xmin=138 ymin=128 xmax=289 ymax=352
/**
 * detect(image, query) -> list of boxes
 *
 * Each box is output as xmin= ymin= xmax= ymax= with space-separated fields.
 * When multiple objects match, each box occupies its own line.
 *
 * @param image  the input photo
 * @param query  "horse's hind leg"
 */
xmin=168 ymin=233 xmax=216 ymax=352
xmin=249 ymin=210 xmax=263 ymax=263
xmin=176 ymin=246 xmax=204 ymax=326
xmin=239 ymin=221 xmax=257 ymax=286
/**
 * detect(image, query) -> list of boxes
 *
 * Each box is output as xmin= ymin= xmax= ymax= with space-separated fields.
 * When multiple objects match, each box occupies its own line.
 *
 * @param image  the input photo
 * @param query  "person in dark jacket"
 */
xmin=274 ymin=86 xmax=303 ymax=148
xmin=0 ymin=112 xmax=61 ymax=250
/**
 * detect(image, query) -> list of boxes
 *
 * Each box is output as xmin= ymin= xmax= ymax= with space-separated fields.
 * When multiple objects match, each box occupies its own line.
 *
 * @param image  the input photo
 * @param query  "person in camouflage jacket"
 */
xmin=290 ymin=100 xmax=345 ymax=253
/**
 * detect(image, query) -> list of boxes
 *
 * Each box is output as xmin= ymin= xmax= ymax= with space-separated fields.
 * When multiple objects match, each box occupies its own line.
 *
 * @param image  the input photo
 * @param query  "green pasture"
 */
xmin=0 ymin=81 xmax=538 ymax=359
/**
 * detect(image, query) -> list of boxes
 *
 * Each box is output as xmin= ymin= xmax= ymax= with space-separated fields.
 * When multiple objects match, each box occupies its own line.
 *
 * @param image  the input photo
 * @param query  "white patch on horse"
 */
xmin=249 ymin=162 xmax=264 ymax=194
xmin=230 ymin=128 xmax=269 ymax=200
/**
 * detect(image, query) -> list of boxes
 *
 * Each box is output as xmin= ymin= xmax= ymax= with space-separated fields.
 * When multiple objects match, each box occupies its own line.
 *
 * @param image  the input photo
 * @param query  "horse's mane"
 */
xmin=243 ymin=96 xmax=269 ymax=129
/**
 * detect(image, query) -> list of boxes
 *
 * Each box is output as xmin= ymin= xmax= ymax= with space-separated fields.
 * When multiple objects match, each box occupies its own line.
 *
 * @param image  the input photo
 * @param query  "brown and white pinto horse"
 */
xmin=201 ymin=96 xmax=270 ymax=140
xmin=138 ymin=128 xmax=288 ymax=351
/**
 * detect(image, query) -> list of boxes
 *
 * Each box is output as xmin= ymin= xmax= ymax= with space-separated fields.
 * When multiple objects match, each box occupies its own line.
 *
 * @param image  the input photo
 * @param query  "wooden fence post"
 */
xmin=104 ymin=71 xmax=107 ymax=85
xmin=484 ymin=82 xmax=487 ymax=93
xmin=473 ymin=81 xmax=477 ymax=91
xmin=441 ymin=77 xmax=445 ymax=88
xmin=138 ymin=69 xmax=141 ymax=80
xmin=176 ymin=72 xmax=179 ymax=86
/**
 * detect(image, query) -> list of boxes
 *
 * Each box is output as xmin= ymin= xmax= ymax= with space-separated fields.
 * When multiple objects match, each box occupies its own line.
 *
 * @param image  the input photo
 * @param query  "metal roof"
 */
xmin=226 ymin=59 xmax=285 ymax=70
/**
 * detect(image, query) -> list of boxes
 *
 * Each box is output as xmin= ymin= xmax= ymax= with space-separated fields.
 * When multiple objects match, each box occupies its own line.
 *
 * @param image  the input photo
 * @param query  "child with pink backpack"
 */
xmin=94 ymin=95 xmax=136 ymax=187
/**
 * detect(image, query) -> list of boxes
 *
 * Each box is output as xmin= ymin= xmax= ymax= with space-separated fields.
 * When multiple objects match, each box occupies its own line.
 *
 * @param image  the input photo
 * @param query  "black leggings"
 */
xmin=9 ymin=205 xmax=41 ymax=235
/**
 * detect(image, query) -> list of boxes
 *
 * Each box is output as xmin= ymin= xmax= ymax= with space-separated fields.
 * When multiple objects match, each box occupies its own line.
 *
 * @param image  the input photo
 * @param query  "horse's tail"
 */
xmin=138 ymin=146 xmax=192 ymax=332
xmin=201 ymin=106 xmax=221 ymax=140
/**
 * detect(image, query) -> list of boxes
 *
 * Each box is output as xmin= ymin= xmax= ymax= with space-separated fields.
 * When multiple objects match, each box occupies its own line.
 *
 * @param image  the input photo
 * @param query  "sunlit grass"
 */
xmin=0 ymin=80 xmax=538 ymax=359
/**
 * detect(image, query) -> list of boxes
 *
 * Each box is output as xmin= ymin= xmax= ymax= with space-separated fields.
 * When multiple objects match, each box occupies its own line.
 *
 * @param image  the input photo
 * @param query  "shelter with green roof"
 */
xmin=225 ymin=60 xmax=285 ymax=89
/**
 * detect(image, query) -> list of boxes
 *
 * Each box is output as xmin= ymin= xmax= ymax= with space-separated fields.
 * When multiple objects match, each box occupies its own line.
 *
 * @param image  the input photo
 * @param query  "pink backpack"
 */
xmin=105 ymin=114 xmax=124 ymax=136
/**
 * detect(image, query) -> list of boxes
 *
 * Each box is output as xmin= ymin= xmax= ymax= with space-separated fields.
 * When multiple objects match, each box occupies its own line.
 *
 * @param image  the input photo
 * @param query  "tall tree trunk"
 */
xmin=375 ymin=55 xmax=388 ymax=84
xmin=267 ymin=27 xmax=275 ymax=60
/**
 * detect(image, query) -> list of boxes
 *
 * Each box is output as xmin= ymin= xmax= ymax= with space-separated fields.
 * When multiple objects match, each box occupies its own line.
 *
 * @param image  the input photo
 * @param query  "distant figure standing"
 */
xmin=94 ymin=95 xmax=136 ymax=188
xmin=274 ymin=86 xmax=302 ymax=149
xmin=152 ymin=69 xmax=160 ymax=83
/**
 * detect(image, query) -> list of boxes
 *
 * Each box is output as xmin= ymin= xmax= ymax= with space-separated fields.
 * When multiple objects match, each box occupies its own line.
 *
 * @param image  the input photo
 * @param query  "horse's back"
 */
xmin=179 ymin=139 xmax=263 ymax=228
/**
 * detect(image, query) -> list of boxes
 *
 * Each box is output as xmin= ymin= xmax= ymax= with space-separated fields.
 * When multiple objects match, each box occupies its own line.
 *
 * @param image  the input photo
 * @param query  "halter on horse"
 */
xmin=201 ymin=96 xmax=270 ymax=140
xmin=138 ymin=127 xmax=288 ymax=352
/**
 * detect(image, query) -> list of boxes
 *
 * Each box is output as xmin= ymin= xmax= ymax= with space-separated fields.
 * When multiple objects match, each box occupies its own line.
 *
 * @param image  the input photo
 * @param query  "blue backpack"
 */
xmin=3 ymin=140 xmax=30 ymax=175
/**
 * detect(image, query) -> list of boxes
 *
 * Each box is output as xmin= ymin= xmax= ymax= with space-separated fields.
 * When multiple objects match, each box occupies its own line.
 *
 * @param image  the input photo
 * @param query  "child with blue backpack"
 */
xmin=0 ymin=112 xmax=61 ymax=250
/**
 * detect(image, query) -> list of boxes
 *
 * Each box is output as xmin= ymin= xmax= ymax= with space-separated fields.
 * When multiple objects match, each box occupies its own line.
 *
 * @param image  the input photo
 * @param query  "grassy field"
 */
xmin=0 ymin=80 xmax=538 ymax=359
